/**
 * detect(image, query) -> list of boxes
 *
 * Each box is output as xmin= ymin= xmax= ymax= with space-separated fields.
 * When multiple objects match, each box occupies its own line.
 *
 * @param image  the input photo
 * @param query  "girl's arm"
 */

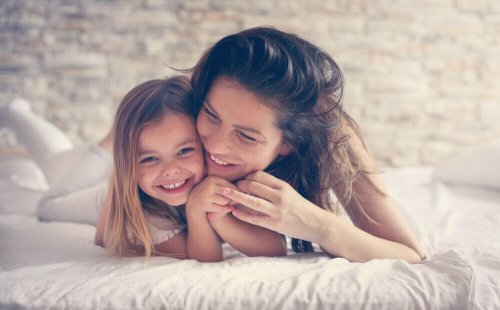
xmin=185 ymin=207 xmax=224 ymax=262
xmin=154 ymin=231 xmax=188 ymax=259
xmin=208 ymin=212 xmax=287 ymax=257
xmin=185 ymin=176 xmax=233 ymax=262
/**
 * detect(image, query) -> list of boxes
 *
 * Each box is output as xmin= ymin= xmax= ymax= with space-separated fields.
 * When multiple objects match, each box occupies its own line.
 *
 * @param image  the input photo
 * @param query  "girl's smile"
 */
xmin=154 ymin=176 xmax=194 ymax=194
xmin=138 ymin=112 xmax=204 ymax=207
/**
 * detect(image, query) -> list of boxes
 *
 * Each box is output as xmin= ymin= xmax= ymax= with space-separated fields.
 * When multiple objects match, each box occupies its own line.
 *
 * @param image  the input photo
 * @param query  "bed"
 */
xmin=1 ymin=144 xmax=499 ymax=309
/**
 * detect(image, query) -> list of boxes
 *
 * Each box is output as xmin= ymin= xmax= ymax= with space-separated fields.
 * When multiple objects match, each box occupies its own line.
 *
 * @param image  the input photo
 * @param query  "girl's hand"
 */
xmin=221 ymin=171 xmax=326 ymax=243
xmin=186 ymin=176 xmax=236 ymax=219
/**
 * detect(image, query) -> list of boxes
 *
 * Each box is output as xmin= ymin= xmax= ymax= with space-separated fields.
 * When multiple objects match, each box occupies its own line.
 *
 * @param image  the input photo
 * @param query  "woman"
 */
xmin=188 ymin=26 xmax=426 ymax=263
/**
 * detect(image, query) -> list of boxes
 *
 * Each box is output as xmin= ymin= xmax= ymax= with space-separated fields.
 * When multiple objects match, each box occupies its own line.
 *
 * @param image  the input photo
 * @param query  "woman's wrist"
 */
xmin=307 ymin=206 xmax=336 ymax=244
xmin=305 ymin=205 xmax=348 ymax=258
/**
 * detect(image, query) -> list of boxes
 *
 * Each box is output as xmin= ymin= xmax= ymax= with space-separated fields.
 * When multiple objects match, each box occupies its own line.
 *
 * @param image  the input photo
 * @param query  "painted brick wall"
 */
xmin=1 ymin=0 xmax=500 ymax=167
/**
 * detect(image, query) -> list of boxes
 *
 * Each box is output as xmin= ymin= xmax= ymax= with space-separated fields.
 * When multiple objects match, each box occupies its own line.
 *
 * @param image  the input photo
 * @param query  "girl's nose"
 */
xmin=161 ymin=163 xmax=180 ymax=176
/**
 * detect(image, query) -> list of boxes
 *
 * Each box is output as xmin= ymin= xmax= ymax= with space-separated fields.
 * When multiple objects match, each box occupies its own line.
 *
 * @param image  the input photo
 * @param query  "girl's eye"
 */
xmin=203 ymin=106 xmax=219 ymax=122
xmin=238 ymin=131 xmax=257 ymax=143
xmin=139 ymin=156 xmax=158 ymax=164
xmin=178 ymin=147 xmax=195 ymax=156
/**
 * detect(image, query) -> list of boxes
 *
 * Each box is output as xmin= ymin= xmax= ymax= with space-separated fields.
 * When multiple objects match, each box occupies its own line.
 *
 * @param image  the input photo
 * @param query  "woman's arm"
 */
xmin=208 ymin=212 xmax=287 ymax=257
xmin=224 ymin=171 xmax=425 ymax=263
xmin=325 ymin=172 xmax=427 ymax=262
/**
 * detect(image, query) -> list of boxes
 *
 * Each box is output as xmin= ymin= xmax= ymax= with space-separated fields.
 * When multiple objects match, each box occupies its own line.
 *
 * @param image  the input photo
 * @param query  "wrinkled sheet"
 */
xmin=0 ymin=166 xmax=499 ymax=309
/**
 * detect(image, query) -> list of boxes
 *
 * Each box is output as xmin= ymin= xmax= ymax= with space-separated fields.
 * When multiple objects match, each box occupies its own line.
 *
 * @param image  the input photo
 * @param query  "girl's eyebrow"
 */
xmin=175 ymin=138 xmax=196 ymax=148
xmin=138 ymin=138 xmax=195 ymax=156
xmin=204 ymin=100 xmax=267 ymax=141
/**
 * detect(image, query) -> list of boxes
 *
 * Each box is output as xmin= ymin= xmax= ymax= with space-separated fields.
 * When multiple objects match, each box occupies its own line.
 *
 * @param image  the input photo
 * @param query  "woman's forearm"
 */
xmin=210 ymin=214 xmax=287 ymax=257
xmin=311 ymin=210 xmax=422 ymax=263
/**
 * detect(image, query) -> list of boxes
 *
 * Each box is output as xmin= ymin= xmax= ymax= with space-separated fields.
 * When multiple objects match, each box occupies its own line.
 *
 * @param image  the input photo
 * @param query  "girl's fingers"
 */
xmin=244 ymin=171 xmax=283 ymax=189
xmin=220 ymin=187 xmax=272 ymax=215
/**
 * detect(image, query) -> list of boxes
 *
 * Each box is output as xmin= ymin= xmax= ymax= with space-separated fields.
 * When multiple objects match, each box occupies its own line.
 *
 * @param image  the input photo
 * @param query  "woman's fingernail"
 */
xmin=222 ymin=188 xmax=231 ymax=195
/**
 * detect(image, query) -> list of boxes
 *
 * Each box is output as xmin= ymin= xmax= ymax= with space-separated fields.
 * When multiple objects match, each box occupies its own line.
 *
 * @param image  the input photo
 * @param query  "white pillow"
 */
xmin=0 ymin=158 xmax=48 ymax=215
xmin=0 ymin=158 xmax=48 ymax=191
xmin=433 ymin=139 xmax=500 ymax=190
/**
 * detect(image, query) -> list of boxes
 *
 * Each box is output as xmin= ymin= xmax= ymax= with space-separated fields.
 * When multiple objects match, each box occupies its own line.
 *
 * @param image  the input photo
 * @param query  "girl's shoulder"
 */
xmin=144 ymin=210 xmax=186 ymax=231
xmin=128 ymin=210 xmax=186 ymax=246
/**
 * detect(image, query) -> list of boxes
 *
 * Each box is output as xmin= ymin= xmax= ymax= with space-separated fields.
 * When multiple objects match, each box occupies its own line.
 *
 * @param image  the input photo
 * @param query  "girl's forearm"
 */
xmin=210 ymin=214 xmax=287 ymax=257
xmin=186 ymin=211 xmax=223 ymax=262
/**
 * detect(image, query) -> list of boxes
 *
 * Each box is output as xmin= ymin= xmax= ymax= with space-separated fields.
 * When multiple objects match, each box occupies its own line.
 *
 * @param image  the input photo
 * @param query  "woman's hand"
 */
xmin=221 ymin=171 xmax=327 ymax=243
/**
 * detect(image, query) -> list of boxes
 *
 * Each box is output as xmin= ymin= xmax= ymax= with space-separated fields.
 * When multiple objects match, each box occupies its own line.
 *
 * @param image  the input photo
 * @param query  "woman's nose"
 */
xmin=204 ymin=128 xmax=231 ymax=154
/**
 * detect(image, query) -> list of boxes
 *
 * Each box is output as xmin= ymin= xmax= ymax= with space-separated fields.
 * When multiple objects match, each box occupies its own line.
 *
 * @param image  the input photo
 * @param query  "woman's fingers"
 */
xmin=244 ymin=171 xmax=283 ymax=189
xmin=231 ymin=208 xmax=272 ymax=228
xmin=235 ymin=179 xmax=277 ymax=202
xmin=207 ymin=203 xmax=234 ymax=214
xmin=220 ymin=187 xmax=272 ymax=215
xmin=210 ymin=193 xmax=231 ymax=206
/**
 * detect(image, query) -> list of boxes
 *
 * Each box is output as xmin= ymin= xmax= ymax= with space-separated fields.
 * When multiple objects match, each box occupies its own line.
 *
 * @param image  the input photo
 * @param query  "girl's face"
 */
xmin=196 ymin=77 xmax=290 ymax=182
xmin=137 ymin=113 xmax=204 ymax=207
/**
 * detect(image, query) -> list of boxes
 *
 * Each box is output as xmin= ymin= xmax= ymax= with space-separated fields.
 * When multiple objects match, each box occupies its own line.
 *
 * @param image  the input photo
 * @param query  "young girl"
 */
xmin=189 ymin=26 xmax=427 ymax=263
xmin=0 ymin=77 xmax=286 ymax=261
xmin=95 ymin=76 xmax=286 ymax=261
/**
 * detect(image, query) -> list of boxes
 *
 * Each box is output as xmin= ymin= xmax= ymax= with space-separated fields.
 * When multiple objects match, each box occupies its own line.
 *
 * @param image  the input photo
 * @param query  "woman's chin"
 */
xmin=206 ymin=168 xmax=242 ymax=182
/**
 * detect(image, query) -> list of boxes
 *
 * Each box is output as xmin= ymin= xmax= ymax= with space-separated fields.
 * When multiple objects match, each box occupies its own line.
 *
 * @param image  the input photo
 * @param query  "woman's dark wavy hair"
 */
xmin=190 ymin=26 xmax=376 ymax=253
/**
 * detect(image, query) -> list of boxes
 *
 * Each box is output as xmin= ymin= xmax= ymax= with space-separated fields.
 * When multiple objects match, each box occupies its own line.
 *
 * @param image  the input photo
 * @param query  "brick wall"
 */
xmin=1 ymin=0 xmax=499 ymax=167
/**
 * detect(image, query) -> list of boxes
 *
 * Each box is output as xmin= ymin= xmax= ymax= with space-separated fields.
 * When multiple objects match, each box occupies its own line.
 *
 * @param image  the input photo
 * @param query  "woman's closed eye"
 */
xmin=203 ymin=106 xmax=220 ymax=122
xmin=237 ymin=131 xmax=257 ymax=143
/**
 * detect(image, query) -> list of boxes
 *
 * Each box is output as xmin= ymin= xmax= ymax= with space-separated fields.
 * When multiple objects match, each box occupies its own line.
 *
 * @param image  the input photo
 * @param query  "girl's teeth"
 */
xmin=161 ymin=179 xmax=187 ymax=190
xmin=210 ymin=154 xmax=230 ymax=166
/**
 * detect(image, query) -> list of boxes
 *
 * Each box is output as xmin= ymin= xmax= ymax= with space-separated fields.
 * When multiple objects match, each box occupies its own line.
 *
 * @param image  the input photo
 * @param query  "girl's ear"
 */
xmin=278 ymin=142 xmax=293 ymax=156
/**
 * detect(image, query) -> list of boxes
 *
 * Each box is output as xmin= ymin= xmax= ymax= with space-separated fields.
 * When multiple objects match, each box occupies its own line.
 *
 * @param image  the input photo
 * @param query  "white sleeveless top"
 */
xmin=127 ymin=209 xmax=186 ymax=246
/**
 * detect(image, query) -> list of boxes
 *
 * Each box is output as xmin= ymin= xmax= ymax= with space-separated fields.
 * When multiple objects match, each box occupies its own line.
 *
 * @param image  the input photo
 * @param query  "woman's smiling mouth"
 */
xmin=206 ymin=152 xmax=240 ymax=171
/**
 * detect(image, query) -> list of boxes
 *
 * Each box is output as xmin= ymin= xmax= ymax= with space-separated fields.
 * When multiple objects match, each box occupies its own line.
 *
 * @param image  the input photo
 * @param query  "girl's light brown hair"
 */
xmin=104 ymin=76 xmax=194 ymax=257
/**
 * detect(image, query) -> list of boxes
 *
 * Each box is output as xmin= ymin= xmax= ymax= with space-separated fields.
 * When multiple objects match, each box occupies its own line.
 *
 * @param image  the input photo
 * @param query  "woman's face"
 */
xmin=196 ymin=77 xmax=290 ymax=182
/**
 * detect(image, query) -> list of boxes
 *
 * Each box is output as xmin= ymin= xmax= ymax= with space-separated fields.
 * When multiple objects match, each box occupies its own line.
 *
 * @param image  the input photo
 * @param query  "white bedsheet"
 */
xmin=0 ymin=160 xmax=499 ymax=309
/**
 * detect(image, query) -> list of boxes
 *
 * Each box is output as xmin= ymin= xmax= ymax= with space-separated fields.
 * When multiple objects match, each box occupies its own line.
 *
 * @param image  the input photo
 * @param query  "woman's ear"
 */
xmin=279 ymin=142 xmax=293 ymax=156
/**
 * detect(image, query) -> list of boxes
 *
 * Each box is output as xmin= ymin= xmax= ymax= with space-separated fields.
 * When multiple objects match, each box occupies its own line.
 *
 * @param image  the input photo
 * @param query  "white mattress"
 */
xmin=0 ymin=159 xmax=499 ymax=309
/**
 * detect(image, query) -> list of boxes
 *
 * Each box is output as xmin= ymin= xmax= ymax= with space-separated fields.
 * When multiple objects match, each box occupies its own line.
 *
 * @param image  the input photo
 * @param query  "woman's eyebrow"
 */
xmin=205 ymin=99 xmax=267 ymax=141
xmin=204 ymin=100 xmax=220 ymax=116
xmin=232 ymin=124 xmax=265 ymax=137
